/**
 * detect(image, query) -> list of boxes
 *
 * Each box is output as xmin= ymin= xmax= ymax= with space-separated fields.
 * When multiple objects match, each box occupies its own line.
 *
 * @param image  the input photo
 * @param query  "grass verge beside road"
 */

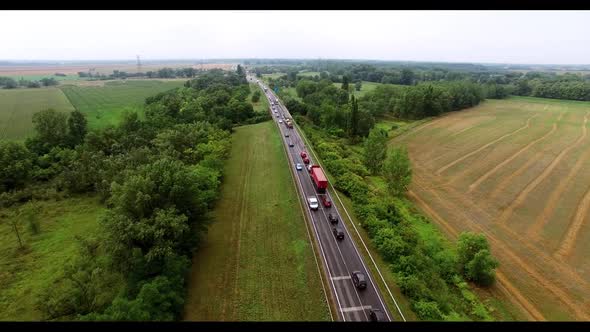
xmin=183 ymin=121 xmax=331 ymax=321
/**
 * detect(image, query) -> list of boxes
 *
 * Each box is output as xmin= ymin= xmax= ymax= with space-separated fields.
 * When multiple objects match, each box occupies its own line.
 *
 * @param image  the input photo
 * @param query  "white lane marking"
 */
xmin=331 ymin=276 xmax=352 ymax=281
xmin=341 ymin=305 xmax=373 ymax=313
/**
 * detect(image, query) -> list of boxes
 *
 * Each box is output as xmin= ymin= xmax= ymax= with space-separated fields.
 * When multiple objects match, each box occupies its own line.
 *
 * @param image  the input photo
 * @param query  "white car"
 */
xmin=296 ymin=163 xmax=303 ymax=171
xmin=279 ymin=119 xmax=283 ymax=123
xmin=308 ymin=197 xmax=319 ymax=210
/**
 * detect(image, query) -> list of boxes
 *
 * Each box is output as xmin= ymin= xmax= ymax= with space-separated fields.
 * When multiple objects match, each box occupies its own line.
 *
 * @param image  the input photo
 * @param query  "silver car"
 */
xmin=308 ymin=197 xmax=319 ymax=210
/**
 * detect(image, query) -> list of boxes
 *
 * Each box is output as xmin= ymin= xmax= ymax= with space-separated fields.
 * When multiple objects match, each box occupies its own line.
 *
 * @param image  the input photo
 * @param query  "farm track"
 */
xmin=496 ymin=112 xmax=589 ymax=225
xmin=467 ymin=114 xmax=561 ymax=193
xmin=410 ymin=170 xmax=590 ymax=320
xmin=232 ymin=140 xmax=253 ymax=319
xmin=436 ymin=114 xmax=538 ymax=176
xmin=555 ymin=185 xmax=590 ymax=258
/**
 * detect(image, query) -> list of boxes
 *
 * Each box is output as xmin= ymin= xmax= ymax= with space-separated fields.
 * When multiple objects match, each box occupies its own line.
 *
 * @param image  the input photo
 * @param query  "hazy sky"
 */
xmin=1 ymin=10 xmax=589 ymax=65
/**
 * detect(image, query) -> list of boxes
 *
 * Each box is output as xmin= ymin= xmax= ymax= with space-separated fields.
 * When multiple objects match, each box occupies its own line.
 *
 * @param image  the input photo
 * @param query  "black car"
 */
xmin=351 ymin=271 xmax=367 ymax=289
xmin=328 ymin=213 xmax=338 ymax=224
xmin=368 ymin=308 xmax=386 ymax=322
xmin=332 ymin=227 xmax=344 ymax=240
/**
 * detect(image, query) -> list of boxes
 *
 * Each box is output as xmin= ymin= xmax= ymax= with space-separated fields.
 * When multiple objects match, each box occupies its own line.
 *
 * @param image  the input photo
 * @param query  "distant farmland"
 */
xmin=0 ymin=88 xmax=75 ymax=140
xmin=392 ymin=97 xmax=590 ymax=321
xmin=60 ymin=80 xmax=185 ymax=129
xmin=0 ymin=62 xmax=236 ymax=77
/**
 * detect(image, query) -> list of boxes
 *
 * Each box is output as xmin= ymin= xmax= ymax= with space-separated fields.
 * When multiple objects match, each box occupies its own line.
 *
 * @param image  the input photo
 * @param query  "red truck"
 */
xmin=308 ymin=165 xmax=328 ymax=193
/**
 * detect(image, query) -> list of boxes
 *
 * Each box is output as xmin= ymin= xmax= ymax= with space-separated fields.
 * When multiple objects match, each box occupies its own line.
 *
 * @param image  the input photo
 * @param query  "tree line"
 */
xmin=0 ymin=66 xmax=264 ymax=320
xmin=0 ymin=76 xmax=58 ymax=89
xmin=77 ymin=67 xmax=202 ymax=81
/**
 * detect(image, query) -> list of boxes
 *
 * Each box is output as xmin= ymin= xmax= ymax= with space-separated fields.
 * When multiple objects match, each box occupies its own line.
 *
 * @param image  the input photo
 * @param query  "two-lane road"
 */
xmin=250 ymin=77 xmax=400 ymax=321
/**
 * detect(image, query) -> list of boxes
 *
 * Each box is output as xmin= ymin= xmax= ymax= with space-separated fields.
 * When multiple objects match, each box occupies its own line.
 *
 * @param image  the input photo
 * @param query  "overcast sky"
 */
xmin=1 ymin=10 xmax=589 ymax=65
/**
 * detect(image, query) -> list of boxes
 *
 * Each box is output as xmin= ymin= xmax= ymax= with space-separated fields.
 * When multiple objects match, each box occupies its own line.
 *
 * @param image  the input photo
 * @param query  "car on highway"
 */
xmin=288 ymin=141 xmax=294 ymax=147
xmin=296 ymin=163 xmax=303 ymax=171
xmin=279 ymin=119 xmax=283 ymax=123
xmin=328 ymin=213 xmax=338 ymax=224
xmin=302 ymin=156 xmax=310 ymax=164
xmin=332 ymin=227 xmax=344 ymax=240
xmin=320 ymin=195 xmax=332 ymax=208
xmin=351 ymin=271 xmax=367 ymax=289
xmin=308 ymin=197 xmax=319 ymax=210
xmin=285 ymin=132 xmax=289 ymax=137
xmin=300 ymin=151 xmax=307 ymax=158
xmin=368 ymin=308 xmax=386 ymax=322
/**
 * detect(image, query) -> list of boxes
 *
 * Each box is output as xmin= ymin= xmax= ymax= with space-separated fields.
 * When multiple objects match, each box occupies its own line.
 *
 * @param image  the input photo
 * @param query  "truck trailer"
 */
xmin=308 ymin=165 xmax=328 ymax=193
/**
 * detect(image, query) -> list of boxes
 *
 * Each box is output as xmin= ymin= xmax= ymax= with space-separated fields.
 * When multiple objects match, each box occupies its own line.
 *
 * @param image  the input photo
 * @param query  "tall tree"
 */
xmin=401 ymin=69 xmax=415 ymax=85
xmin=363 ymin=127 xmax=388 ymax=174
xmin=341 ymin=75 xmax=350 ymax=91
xmin=67 ymin=110 xmax=88 ymax=147
xmin=348 ymin=95 xmax=359 ymax=139
xmin=383 ymin=146 xmax=412 ymax=196
xmin=355 ymin=81 xmax=362 ymax=91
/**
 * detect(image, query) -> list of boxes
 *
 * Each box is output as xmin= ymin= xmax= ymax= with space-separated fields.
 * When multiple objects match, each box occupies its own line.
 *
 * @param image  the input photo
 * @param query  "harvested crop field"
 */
xmin=392 ymin=97 xmax=590 ymax=321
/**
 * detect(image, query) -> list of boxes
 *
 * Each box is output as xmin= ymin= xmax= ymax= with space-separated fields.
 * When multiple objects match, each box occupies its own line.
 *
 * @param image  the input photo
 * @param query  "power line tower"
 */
xmin=136 ymin=55 xmax=142 ymax=73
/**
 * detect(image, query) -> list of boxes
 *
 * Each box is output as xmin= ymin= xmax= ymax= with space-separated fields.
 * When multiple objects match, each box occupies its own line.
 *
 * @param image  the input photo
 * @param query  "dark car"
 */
xmin=351 ymin=271 xmax=367 ymax=290
xmin=332 ymin=227 xmax=344 ymax=240
xmin=328 ymin=213 xmax=338 ymax=224
xmin=302 ymin=156 xmax=310 ymax=164
xmin=300 ymin=151 xmax=307 ymax=159
xmin=368 ymin=308 xmax=386 ymax=322
xmin=320 ymin=195 xmax=332 ymax=208
xmin=288 ymin=141 xmax=294 ymax=147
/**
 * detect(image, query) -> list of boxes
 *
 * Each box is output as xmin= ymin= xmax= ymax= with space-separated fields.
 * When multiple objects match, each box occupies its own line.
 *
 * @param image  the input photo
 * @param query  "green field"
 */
xmin=261 ymin=72 xmax=286 ymax=80
xmin=183 ymin=121 xmax=331 ymax=321
xmin=298 ymin=71 xmax=321 ymax=77
xmin=0 ymin=196 xmax=104 ymax=320
xmin=333 ymin=81 xmax=381 ymax=97
xmin=0 ymin=88 xmax=76 ymax=140
xmin=60 ymin=80 xmax=185 ymax=129
xmin=249 ymin=83 xmax=270 ymax=113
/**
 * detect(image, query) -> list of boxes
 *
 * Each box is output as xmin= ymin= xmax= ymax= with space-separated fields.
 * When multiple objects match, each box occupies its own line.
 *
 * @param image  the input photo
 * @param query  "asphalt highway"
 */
xmin=250 ymin=76 xmax=395 ymax=322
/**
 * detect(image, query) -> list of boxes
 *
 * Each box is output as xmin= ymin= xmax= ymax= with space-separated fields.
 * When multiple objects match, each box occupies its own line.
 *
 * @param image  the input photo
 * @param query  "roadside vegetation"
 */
xmin=183 ymin=121 xmax=330 ymax=321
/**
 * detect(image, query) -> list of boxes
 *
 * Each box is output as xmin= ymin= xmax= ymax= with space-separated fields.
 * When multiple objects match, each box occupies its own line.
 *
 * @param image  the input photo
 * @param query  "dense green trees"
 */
xmin=251 ymin=90 xmax=261 ymax=103
xmin=67 ymin=110 xmax=88 ymax=147
xmin=2 ymin=68 xmax=260 ymax=321
xmin=0 ymin=141 xmax=33 ymax=192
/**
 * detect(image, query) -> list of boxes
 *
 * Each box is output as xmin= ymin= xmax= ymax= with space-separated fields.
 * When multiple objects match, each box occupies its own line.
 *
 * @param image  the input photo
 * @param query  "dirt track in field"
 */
xmin=394 ymin=98 xmax=590 ymax=321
